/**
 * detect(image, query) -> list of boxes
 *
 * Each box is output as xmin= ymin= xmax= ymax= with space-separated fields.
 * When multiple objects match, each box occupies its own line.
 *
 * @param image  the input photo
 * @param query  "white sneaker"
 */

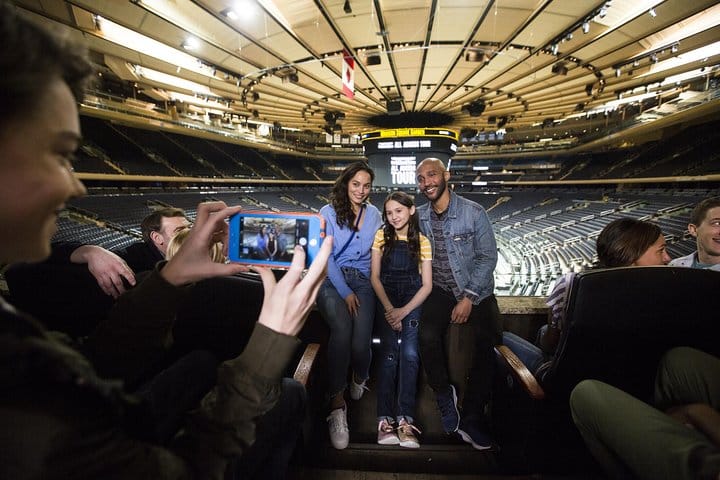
xmin=349 ymin=378 xmax=369 ymax=401
xmin=326 ymin=407 xmax=349 ymax=449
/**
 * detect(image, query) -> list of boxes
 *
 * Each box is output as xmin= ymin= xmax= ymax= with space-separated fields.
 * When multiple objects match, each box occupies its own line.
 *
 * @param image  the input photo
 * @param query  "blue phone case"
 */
xmin=228 ymin=211 xmax=325 ymax=268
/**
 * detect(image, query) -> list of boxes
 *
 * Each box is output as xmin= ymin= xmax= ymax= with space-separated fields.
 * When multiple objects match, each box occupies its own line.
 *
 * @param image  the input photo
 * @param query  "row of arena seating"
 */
xmin=78 ymin=116 xmax=332 ymax=180
xmin=56 ymin=187 xmax=708 ymax=296
xmin=76 ymin=115 xmax=720 ymax=184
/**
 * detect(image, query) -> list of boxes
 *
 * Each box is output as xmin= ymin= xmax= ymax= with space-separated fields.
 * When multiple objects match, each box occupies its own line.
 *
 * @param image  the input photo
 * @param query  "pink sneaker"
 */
xmin=397 ymin=419 xmax=421 ymax=448
xmin=377 ymin=419 xmax=399 ymax=445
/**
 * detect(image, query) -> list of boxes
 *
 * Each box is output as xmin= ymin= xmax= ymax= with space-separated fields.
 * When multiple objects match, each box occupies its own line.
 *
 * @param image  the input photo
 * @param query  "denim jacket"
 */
xmin=417 ymin=190 xmax=497 ymax=304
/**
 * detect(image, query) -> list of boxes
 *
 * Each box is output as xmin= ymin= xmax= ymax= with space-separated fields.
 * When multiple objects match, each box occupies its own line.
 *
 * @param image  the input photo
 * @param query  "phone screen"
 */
xmin=235 ymin=216 xmax=310 ymax=263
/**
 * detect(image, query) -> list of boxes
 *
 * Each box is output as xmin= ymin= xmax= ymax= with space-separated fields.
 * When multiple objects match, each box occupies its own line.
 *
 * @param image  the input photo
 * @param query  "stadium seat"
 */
xmin=492 ymin=266 xmax=720 ymax=474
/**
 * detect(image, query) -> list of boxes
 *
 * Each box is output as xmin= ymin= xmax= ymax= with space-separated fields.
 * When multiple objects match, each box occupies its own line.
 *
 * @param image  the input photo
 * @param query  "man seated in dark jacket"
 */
xmin=5 ymin=207 xmax=190 ymax=332
xmin=49 ymin=206 xmax=191 ymax=297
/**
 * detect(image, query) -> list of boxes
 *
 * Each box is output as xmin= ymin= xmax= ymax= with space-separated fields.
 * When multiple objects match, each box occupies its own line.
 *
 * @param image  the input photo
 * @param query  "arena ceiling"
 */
xmin=12 ymin=0 xmax=720 ymax=141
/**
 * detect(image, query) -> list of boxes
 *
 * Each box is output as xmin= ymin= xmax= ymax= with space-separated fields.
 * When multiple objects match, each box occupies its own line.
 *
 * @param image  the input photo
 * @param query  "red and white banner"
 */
xmin=342 ymin=49 xmax=354 ymax=99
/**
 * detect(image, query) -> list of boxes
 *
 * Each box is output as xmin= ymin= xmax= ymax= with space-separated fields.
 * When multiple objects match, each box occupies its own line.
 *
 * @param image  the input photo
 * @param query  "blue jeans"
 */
xmin=317 ymin=267 xmax=376 ymax=397
xmin=375 ymin=283 xmax=421 ymax=423
xmin=502 ymin=331 xmax=546 ymax=375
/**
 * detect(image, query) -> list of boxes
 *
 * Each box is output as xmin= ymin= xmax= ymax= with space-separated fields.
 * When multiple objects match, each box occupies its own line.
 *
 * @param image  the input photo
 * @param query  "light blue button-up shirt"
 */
xmin=320 ymin=203 xmax=383 ymax=299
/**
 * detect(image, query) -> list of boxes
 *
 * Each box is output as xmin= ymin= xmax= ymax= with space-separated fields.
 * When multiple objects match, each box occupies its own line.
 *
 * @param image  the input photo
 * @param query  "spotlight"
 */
xmin=648 ymin=8 xmax=656 ymax=17
xmin=615 ymin=68 xmax=621 ymax=77
xmin=222 ymin=9 xmax=239 ymax=20
xmin=582 ymin=21 xmax=590 ymax=34
xmin=364 ymin=50 xmax=382 ymax=66
xmin=465 ymin=48 xmax=489 ymax=62
xmin=671 ymin=44 xmax=678 ymax=53
xmin=551 ymin=62 xmax=568 ymax=76
xmin=551 ymin=43 xmax=559 ymax=55
xmin=343 ymin=0 xmax=352 ymax=14
xmin=181 ymin=38 xmax=198 ymax=50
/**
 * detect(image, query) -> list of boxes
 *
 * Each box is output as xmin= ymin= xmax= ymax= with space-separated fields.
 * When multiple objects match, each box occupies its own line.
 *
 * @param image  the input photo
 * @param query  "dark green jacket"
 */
xmin=0 ymin=267 xmax=299 ymax=479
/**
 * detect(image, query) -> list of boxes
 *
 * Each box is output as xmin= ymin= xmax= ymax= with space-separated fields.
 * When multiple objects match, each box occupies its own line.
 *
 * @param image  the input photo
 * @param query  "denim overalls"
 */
xmin=375 ymin=240 xmax=422 ymax=423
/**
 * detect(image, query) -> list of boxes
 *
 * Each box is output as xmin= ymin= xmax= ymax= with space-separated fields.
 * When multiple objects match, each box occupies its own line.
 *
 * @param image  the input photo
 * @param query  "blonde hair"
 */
xmin=166 ymin=227 xmax=226 ymax=263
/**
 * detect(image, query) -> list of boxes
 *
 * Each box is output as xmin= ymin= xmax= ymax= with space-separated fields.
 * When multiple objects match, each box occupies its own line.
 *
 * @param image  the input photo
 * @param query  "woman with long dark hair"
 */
xmin=317 ymin=161 xmax=382 ymax=449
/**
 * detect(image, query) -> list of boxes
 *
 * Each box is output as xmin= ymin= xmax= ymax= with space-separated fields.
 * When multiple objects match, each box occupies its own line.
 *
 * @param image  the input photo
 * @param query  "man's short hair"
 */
xmin=140 ymin=207 xmax=187 ymax=243
xmin=689 ymin=197 xmax=720 ymax=226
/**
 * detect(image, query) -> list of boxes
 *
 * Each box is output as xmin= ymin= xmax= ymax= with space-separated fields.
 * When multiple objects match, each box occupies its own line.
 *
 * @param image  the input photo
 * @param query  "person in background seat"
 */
xmin=65 ymin=206 xmax=191 ymax=296
xmin=669 ymin=197 xmax=720 ymax=272
xmin=503 ymin=217 xmax=671 ymax=375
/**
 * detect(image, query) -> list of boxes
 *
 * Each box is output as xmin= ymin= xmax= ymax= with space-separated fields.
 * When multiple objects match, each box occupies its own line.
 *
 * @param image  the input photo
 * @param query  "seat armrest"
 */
xmin=293 ymin=343 xmax=320 ymax=387
xmin=495 ymin=345 xmax=545 ymax=400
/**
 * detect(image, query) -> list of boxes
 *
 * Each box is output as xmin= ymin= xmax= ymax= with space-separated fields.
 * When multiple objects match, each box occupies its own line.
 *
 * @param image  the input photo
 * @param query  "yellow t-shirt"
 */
xmin=372 ymin=229 xmax=432 ymax=262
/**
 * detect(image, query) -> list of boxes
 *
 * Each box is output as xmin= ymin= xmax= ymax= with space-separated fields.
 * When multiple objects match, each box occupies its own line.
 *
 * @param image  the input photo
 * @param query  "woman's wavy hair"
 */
xmin=381 ymin=191 xmax=420 ymax=263
xmin=330 ymin=161 xmax=375 ymax=229
xmin=595 ymin=218 xmax=662 ymax=268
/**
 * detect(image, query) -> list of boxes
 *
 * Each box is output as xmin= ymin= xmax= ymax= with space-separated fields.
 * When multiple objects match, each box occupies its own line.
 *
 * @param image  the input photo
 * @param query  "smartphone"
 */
xmin=228 ymin=211 xmax=326 ymax=268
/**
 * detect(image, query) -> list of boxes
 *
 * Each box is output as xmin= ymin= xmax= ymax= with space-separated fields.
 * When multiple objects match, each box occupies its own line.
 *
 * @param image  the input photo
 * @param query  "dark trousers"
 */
xmin=419 ymin=287 xmax=502 ymax=419
xmin=136 ymin=349 xmax=219 ymax=444
xmin=228 ymin=378 xmax=307 ymax=480
xmin=137 ymin=352 xmax=306 ymax=480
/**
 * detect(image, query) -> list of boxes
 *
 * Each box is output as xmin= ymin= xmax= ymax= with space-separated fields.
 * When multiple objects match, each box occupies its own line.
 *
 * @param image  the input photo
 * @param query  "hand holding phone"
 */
xmin=254 ymin=236 xmax=333 ymax=336
xmin=228 ymin=211 xmax=326 ymax=268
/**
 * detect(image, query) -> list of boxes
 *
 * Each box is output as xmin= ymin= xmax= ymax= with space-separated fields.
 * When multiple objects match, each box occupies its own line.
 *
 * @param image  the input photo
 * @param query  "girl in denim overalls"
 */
xmin=370 ymin=192 xmax=433 ymax=448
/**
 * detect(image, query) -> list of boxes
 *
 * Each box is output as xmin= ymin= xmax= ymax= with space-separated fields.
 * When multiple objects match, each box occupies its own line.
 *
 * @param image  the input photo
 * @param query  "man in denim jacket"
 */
xmin=415 ymin=158 xmax=502 ymax=450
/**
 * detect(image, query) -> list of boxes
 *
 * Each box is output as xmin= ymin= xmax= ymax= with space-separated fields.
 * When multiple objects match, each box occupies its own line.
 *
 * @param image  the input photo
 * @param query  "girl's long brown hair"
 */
xmin=381 ymin=191 xmax=420 ymax=263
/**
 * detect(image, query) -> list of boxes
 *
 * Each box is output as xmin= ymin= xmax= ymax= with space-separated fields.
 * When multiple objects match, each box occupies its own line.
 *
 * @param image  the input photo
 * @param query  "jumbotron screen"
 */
xmin=361 ymin=128 xmax=458 ymax=188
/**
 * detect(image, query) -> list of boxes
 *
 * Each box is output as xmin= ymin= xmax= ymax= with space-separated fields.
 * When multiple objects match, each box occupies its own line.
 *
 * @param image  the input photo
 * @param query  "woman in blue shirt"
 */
xmin=317 ymin=161 xmax=382 ymax=450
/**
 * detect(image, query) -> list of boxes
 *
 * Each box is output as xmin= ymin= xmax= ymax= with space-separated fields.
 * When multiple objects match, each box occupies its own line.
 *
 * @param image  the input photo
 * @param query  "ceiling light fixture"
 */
xmin=343 ymin=0 xmax=352 ymax=14
xmin=648 ymin=8 xmax=656 ymax=17
xmin=222 ymin=8 xmax=239 ymax=20
xmin=181 ymin=38 xmax=198 ymax=50
xmin=582 ymin=21 xmax=590 ymax=34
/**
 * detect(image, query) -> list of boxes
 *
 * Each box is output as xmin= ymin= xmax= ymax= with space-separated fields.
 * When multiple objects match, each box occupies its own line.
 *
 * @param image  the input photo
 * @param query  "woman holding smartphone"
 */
xmin=0 ymin=5 xmax=333 ymax=477
xmin=318 ymin=161 xmax=383 ymax=450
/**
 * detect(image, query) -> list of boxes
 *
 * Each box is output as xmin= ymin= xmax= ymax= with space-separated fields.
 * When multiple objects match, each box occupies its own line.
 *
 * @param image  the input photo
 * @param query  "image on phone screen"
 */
xmin=236 ymin=216 xmax=310 ymax=263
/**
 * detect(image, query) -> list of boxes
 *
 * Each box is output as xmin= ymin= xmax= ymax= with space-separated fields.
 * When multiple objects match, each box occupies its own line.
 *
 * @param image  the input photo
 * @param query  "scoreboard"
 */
xmin=361 ymin=128 xmax=458 ymax=188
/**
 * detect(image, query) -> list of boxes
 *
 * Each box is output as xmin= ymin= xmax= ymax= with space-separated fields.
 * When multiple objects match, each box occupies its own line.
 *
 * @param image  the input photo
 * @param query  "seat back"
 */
xmin=4 ymin=262 xmax=113 ymax=337
xmin=546 ymin=266 xmax=720 ymax=403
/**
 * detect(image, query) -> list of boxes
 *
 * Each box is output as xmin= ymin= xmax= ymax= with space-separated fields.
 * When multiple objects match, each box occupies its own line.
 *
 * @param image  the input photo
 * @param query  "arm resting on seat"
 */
xmin=293 ymin=343 xmax=320 ymax=387
xmin=495 ymin=345 xmax=545 ymax=400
